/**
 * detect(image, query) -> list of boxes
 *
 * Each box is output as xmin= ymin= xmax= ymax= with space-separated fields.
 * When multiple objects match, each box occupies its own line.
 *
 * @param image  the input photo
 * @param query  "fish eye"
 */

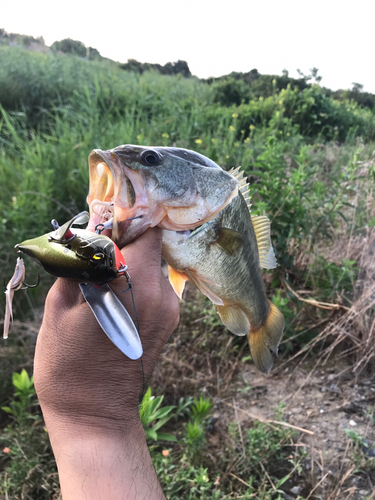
xmin=141 ymin=150 xmax=160 ymax=165
xmin=92 ymin=252 xmax=105 ymax=260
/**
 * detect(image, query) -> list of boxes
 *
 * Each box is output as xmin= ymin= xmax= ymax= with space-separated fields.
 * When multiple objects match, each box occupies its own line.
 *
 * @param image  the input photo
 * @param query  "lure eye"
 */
xmin=92 ymin=252 xmax=105 ymax=260
xmin=141 ymin=150 xmax=161 ymax=166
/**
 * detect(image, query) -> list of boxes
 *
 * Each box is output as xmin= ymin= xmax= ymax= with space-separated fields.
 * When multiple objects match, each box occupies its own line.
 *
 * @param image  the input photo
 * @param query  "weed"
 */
xmin=139 ymin=387 xmax=178 ymax=442
xmin=0 ymin=371 xmax=58 ymax=498
xmin=1 ymin=369 xmax=37 ymax=425
xmin=345 ymin=429 xmax=375 ymax=473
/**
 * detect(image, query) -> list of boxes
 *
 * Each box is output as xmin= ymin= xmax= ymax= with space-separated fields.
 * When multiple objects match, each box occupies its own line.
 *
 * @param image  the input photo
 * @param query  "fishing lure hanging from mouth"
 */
xmin=4 ymin=211 xmax=143 ymax=360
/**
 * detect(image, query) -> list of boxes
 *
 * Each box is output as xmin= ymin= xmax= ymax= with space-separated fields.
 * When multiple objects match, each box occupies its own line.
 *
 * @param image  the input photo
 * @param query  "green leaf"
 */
xmin=151 ymin=406 xmax=175 ymax=421
xmin=152 ymin=414 xmax=175 ymax=432
xmin=146 ymin=428 xmax=158 ymax=441
xmin=12 ymin=369 xmax=34 ymax=393
xmin=275 ymin=474 xmax=290 ymax=488
xmin=156 ymin=432 xmax=178 ymax=442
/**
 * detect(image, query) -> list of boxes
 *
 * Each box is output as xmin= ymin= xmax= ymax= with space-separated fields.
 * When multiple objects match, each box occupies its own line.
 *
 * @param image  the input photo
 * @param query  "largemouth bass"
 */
xmin=87 ymin=145 xmax=284 ymax=372
xmin=87 ymin=146 xmax=239 ymax=248
xmin=162 ymin=168 xmax=284 ymax=373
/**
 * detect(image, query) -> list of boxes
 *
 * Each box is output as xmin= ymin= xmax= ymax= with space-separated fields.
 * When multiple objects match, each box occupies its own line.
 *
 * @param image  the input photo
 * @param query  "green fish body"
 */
xmin=162 ymin=170 xmax=284 ymax=373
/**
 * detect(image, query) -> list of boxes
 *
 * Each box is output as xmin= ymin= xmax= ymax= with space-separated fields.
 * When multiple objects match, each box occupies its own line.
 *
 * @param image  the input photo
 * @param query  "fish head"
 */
xmin=15 ymin=212 xmax=126 ymax=284
xmin=87 ymin=145 xmax=239 ymax=247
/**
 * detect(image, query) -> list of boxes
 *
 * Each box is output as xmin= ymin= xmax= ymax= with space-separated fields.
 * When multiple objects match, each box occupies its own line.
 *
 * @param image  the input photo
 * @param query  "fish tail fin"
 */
xmin=248 ymin=301 xmax=284 ymax=374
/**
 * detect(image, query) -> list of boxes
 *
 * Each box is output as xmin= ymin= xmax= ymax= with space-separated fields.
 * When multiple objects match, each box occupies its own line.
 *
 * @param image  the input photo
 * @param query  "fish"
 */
xmin=15 ymin=212 xmax=128 ymax=284
xmin=3 ymin=257 xmax=26 ymax=339
xmin=86 ymin=145 xmax=284 ymax=371
xmin=87 ymin=145 xmax=239 ymax=248
xmin=161 ymin=167 xmax=284 ymax=373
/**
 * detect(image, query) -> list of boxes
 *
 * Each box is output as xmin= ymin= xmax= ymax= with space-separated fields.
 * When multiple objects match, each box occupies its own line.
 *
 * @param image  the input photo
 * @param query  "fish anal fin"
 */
xmin=168 ymin=266 xmax=188 ymax=299
xmin=247 ymin=301 xmax=284 ymax=373
xmin=216 ymin=304 xmax=250 ymax=336
xmin=251 ymin=215 xmax=277 ymax=269
xmin=214 ymin=228 xmax=243 ymax=257
xmin=185 ymin=269 xmax=224 ymax=306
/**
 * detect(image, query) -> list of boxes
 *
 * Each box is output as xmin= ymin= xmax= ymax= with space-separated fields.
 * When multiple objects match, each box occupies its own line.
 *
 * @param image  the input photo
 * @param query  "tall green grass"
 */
xmin=0 ymin=45 xmax=374 ymax=328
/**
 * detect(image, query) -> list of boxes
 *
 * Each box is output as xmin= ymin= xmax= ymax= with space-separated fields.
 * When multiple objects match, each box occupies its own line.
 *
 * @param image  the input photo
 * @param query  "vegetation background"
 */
xmin=0 ymin=33 xmax=375 ymax=499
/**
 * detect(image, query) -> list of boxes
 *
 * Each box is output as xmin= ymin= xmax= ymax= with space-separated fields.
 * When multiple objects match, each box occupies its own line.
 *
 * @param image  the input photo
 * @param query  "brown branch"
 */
xmin=284 ymin=280 xmax=350 ymax=311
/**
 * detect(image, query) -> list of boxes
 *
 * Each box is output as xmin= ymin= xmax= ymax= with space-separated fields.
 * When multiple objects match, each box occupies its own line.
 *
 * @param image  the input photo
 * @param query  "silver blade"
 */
xmin=79 ymin=282 xmax=143 ymax=360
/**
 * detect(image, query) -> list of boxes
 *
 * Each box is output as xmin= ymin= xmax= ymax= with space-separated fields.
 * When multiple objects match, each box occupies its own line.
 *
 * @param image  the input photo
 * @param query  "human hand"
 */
xmin=33 ymin=227 xmax=180 ymax=499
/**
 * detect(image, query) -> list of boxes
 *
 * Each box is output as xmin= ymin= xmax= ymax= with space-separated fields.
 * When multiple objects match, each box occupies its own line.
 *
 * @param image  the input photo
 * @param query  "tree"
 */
xmin=51 ymin=39 xmax=87 ymax=57
xmin=352 ymin=82 xmax=364 ymax=93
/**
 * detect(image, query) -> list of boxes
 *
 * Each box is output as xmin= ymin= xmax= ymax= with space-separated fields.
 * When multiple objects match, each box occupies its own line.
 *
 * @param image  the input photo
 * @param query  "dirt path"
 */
xmin=215 ymin=359 xmax=375 ymax=498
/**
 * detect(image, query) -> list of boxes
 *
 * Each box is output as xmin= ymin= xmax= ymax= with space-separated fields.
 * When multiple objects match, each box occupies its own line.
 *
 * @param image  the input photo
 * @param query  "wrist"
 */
xmin=44 ymin=415 xmax=165 ymax=500
xmin=41 ymin=403 xmax=142 ymax=439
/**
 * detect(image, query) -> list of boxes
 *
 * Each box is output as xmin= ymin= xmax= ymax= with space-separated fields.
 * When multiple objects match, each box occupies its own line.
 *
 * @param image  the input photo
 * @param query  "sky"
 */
xmin=2 ymin=0 xmax=375 ymax=93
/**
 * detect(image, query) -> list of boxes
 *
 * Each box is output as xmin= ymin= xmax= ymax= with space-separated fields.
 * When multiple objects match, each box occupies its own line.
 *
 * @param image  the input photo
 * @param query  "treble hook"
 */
xmin=21 ymin=275 xmax=40 ymax=290
xmin=3 ymin=275 xmax=40 ymax=291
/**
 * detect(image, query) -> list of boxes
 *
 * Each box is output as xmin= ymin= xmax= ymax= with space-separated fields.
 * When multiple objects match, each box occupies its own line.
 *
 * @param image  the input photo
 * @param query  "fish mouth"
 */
xmin=87 ymin=149 xmax=149 ymax=247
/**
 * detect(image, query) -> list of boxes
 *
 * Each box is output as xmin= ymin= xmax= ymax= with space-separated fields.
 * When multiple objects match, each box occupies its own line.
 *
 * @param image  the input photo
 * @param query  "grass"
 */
xmin=1 ymin=45 xmax=375 ymax=498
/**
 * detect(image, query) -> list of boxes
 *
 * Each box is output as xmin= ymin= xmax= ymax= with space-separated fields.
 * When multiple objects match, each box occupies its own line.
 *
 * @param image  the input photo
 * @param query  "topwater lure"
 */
xmin=3 ymin=211 xmax=143 ymax=360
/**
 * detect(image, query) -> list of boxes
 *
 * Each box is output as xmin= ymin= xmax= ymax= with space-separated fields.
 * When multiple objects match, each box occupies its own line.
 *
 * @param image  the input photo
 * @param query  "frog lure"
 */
xmin=3 ymin=211 xmax=143 ymax=361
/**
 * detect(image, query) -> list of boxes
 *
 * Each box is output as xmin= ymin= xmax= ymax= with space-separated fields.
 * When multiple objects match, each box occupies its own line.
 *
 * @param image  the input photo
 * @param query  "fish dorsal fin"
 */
xmin=214 ymin=228 xmax=243 ymax=256
xmin=168 ymin=266 xmax=188 ymax=299
xmin=251 ymin=215 xmax=277 ymax=269
xmin=185 ymin=269 xmax=224 ymax=306
xmin=229 ymin=166 xmax=248 ymax=192
xmin=229 ymin=166 xmax=252 ymax=210
xmin=229 ymin=166 xmax=241 ymax=176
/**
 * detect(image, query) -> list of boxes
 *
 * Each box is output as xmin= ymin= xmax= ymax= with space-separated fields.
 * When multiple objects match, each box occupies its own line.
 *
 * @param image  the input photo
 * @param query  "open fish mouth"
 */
xmin=87 ymin=149 xmax=148 ymax=245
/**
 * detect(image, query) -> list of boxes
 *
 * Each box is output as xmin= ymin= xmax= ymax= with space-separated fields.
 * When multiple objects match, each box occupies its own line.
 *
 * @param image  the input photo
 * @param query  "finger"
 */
xmin=121 ymin=227 xmax=162 ymax=273
xmin=44 ymin=279 xmax=83 ymax=314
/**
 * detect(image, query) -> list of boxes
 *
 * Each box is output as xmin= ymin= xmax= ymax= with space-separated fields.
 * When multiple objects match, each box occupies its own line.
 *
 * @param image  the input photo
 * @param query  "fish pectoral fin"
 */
xmin=185 ymin=270 xmax=224 ymax=306
xmin=168 ymin=266 xmax=188 ymax=299
xmin=247 ymin=301 xmax=284 ymax=373
xmin=214 ymin=228 xmax=243 ymax=257
xmin=216 ymin=304 xmax=250 ymax=336
xmin=251 ymin=215 xmax=277 ymax=269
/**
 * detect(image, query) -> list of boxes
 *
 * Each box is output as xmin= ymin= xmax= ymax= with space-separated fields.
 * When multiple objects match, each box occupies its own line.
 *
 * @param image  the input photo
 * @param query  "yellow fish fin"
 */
xmin=168 ymin=266 xmax=188 ymax=299
xmin=185 ymin=270 xmax=224 ymax=306
xmin=216 ymin=304 xmax=250 ymax=336
xmin=251 ymin=215 xmax=277 ymax=269
xmin=214 ymin=228 xmax=243 ymax=256
xmin=247 ymin=301 xmax=284 ymax=373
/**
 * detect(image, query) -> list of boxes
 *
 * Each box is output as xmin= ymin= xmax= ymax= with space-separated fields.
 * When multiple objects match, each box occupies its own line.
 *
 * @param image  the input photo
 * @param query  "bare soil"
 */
xmin=152 ymin=282 xmax=375 ymax=499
